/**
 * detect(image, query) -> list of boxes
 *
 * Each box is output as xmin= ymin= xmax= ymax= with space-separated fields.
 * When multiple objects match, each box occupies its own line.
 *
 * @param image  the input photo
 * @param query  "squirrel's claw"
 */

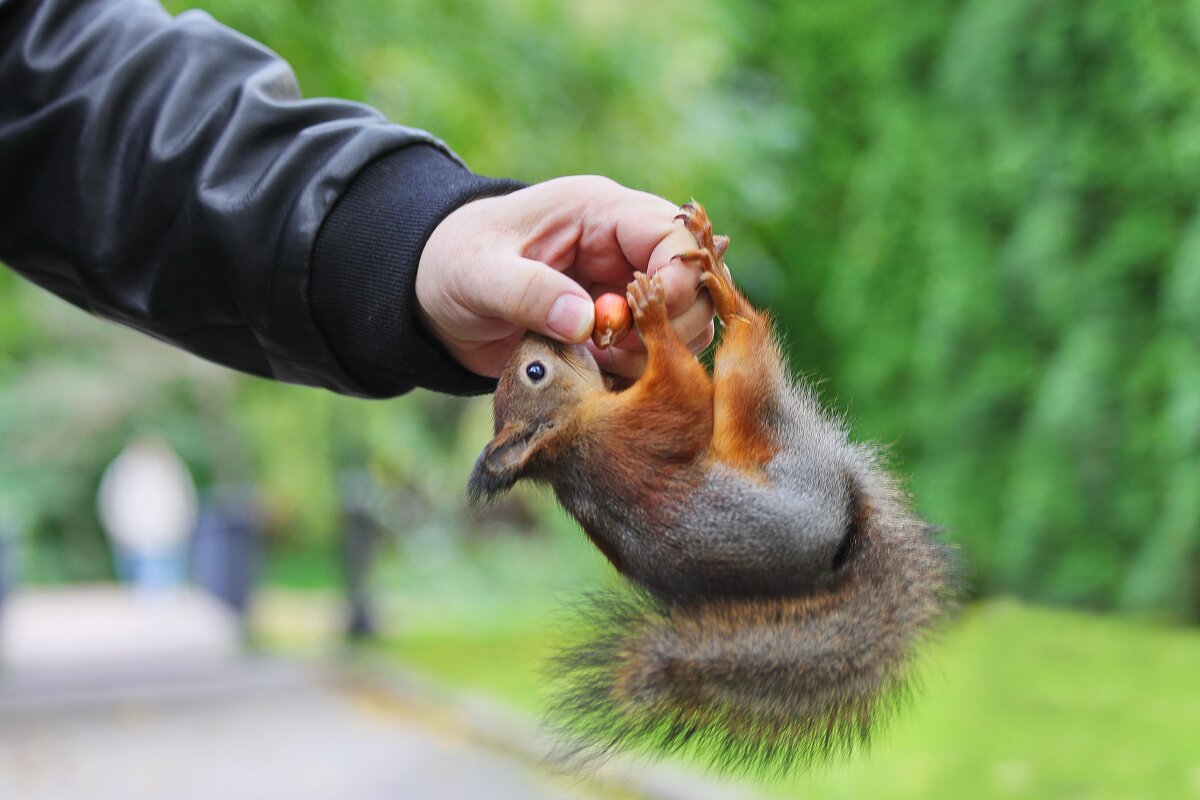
xmin=673 ymin=199 xmax=699 ymax=222
xmin=670 ymin=249 xmax=713 ymax=270
xmin=674 ymin=200 xmax=718 ymax=252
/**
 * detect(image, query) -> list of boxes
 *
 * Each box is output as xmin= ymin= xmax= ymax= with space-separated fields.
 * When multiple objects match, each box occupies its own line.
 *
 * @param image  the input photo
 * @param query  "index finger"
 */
xmin=605 ymin=189 xmax=697 ymax=273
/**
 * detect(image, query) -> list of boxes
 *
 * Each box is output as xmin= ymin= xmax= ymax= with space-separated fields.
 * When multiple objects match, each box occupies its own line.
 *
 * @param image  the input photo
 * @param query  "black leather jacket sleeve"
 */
xmin=0 ymin=0 xmax=522 ymax=397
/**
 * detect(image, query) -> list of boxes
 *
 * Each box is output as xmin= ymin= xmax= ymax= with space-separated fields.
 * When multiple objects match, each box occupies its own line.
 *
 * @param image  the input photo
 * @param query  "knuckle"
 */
xmin=497 ymin=270 xmax=541 ymax=321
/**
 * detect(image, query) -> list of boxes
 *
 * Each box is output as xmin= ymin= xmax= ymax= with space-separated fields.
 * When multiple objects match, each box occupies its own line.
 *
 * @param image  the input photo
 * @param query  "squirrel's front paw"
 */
xmin=626 ymin=272 xmax=668 ymax=331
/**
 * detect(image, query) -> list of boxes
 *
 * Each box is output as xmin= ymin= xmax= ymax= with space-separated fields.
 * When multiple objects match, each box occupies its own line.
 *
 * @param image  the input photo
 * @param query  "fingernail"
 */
xmin=547 ymin=294 xmax=594 ymax=341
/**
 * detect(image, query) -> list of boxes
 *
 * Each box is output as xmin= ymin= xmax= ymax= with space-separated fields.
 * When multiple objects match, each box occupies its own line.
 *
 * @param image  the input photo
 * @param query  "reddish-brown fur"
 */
xmin=578 ymin=202 xmax=780 ymax=480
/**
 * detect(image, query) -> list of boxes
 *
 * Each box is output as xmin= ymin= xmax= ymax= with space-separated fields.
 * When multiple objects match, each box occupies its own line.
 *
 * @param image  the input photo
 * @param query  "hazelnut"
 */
xmin=592 ymin=293 xmax=633 ymax=349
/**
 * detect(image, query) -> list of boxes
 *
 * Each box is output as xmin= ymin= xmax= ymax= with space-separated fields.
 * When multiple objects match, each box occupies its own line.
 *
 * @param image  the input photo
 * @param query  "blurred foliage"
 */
xmin=1 ymin=0 xmax=1198 ymax=617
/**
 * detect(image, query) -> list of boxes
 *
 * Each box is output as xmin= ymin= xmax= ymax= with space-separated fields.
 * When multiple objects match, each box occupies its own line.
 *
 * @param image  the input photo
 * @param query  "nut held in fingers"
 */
xmin=592 ymin=293 xmax=633 ymax=349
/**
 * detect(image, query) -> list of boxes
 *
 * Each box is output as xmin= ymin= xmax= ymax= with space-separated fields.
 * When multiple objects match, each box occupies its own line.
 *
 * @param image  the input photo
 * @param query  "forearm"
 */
xmin=0 ymin=0 xmax=520 ymax=396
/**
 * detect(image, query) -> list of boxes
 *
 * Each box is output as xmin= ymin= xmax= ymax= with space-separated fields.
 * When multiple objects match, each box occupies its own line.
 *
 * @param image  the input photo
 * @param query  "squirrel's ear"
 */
xmin=467 ymin=421 xmax=548 ymax=505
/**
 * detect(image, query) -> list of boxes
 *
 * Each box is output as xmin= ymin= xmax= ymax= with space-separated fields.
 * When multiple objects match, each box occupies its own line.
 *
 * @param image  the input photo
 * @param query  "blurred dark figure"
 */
xmin=0 ymin=519 xmax=11 ymax=609
xmin=341 ymin=504 xmax=380 ymax=640
xmin=339 ymin=470 xmax=386 ymax=641
xmin=191 ymin=486 xmax=263 ymax=618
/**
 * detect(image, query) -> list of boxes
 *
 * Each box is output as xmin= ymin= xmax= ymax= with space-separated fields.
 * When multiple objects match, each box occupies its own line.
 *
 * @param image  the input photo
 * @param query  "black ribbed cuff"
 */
xmin=309 ymin=144 xmax=525 ymax=397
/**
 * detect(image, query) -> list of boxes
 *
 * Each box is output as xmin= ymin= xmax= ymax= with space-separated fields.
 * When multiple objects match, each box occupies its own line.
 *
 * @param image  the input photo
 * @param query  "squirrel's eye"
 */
xmin=525 ymin=361 xmax=546 ymax=383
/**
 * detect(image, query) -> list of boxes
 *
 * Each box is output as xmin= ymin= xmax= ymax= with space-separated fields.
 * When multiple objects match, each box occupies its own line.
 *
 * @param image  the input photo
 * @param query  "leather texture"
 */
xmin=0 ymin=0 xmax=521 ymax=396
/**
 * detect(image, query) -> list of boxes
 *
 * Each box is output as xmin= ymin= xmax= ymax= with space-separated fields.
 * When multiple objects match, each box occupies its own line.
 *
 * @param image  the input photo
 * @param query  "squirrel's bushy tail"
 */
xmin=547 ymin=483 xmax=955 ymax=777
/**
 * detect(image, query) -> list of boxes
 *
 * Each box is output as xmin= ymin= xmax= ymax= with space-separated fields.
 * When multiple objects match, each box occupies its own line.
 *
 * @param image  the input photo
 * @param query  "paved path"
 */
xmin=0 ymin=588 xmax=622 ymax=800
xmin=0 ymin=588 xmax=750 ymax=800
xmin=0 ymin=665 xmax=624 ymax=800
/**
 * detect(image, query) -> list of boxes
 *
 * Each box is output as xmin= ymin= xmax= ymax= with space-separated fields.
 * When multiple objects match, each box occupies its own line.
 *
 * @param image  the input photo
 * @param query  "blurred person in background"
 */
xmin=97 ymin=436 xmax=197 ymax=593
xmin=0 ymin=0 xmax=714 ymax=397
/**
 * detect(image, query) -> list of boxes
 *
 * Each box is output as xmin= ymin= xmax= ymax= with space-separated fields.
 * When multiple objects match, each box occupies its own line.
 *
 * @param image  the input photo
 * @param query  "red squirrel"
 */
xmin=469 ymin=202 xmax=954 ymax=775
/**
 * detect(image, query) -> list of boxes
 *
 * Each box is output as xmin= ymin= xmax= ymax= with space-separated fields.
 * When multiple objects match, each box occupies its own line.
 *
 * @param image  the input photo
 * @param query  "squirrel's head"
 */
xmin=468 ymin=333 xmax=605 ymax=505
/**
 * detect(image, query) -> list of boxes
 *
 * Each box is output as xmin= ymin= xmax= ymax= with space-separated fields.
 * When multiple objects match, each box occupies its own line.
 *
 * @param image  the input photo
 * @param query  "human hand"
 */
xmin=415 ymin=176 xmax=716 ymax=379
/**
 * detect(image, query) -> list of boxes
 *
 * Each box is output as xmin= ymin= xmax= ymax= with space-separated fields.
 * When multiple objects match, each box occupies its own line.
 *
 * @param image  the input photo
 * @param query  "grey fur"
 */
xmin=528 ymin=369 xmax=860 ymax=600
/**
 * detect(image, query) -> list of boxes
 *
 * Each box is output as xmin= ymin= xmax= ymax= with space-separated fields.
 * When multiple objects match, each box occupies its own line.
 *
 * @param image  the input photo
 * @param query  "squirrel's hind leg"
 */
xmin=674 ymin=203 xmax=785 ymax=474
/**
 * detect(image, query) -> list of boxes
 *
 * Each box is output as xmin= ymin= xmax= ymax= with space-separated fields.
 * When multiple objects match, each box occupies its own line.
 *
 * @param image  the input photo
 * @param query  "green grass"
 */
xmin=386 ymin=628 xmax=557 ymax=712
xmin=382 ymin=599 xmax=1200 ymax=800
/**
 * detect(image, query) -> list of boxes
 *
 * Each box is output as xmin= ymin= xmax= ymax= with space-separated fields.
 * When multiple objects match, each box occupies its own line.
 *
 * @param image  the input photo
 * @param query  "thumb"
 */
xmin=476 ymin=257 xmax=595 ymax=343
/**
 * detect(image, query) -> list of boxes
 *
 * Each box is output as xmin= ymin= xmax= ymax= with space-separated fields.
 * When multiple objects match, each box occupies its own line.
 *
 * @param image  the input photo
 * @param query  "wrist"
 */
xmin=413 ymin=194 xmax=493 ymax=349
xmin=309 ymin=145 xmax=524 ymax=396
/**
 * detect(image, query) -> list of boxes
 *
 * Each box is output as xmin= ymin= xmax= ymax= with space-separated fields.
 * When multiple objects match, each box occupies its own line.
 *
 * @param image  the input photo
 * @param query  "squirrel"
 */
xmin=468 ymin=202 xmax=954 ymax=776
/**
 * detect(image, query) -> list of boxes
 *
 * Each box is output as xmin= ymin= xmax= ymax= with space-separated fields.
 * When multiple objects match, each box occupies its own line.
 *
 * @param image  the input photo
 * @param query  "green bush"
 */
xmin=2 ymin=0 xmax=1196 ymax=618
